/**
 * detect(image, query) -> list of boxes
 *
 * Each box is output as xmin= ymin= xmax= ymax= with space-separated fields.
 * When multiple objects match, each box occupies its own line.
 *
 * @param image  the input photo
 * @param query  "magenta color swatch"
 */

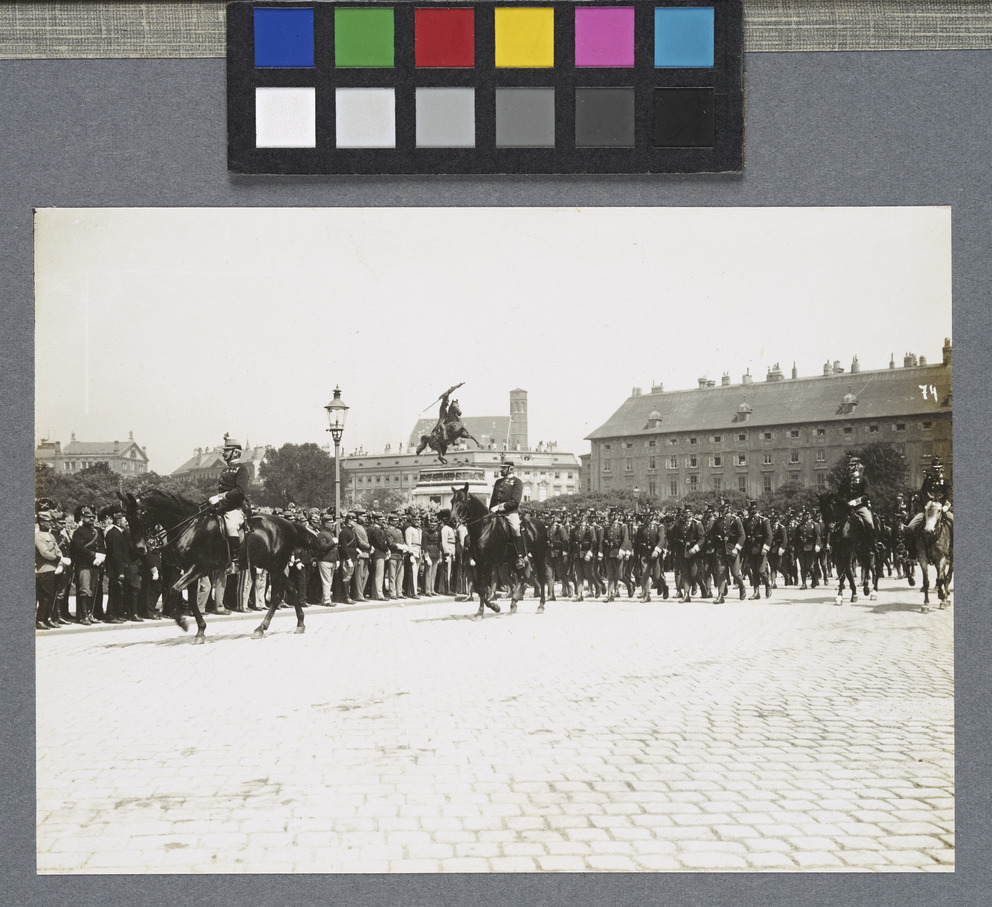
xmin=574 ymin=7 xmax=635 ymax=68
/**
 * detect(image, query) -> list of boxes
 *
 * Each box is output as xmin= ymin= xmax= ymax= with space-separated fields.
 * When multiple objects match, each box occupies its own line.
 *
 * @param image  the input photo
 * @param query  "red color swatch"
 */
xmin=415 ymin=8 xmax=475 ymax=68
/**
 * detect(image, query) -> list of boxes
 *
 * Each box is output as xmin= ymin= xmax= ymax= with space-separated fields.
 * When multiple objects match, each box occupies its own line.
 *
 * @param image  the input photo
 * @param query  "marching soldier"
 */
xmin=549 ymin=511 xmax=572 ymax=599
xmin=744 ymin=500 xmax=773 ymax=599
xmin=603 ymin=509 xmax=626 ymax=602
xmin=768 ymin=510 xmax=789 ymax=590
xmin=678 ymin=504 xmax=705 ymax=603
xmin=634 ymin=511 xmax=668 ymax=602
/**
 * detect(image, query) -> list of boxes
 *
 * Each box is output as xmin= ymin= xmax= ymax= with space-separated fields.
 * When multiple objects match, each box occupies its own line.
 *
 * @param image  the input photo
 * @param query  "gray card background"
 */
xmin=2 ymin=51 xmax=990 ymax=905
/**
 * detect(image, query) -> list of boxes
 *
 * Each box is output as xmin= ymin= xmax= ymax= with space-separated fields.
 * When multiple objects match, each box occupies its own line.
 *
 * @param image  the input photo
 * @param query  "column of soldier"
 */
xmin=540 ymin=500 xmax=842 ymax=604
xmin=34 ymin=500 xmax=473 ymax=629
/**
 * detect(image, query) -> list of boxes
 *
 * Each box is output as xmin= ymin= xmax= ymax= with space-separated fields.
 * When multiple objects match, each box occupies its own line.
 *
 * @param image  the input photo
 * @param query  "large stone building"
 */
xmin=344 ymin=389 xmax=581 ymax=507
xmin=171 ymin=441 xmax=270 ymax=482
xmin=35 ymin=431 xmax=150 ymax=476
xmin=585 ymin=341 xmax=952 ymax=501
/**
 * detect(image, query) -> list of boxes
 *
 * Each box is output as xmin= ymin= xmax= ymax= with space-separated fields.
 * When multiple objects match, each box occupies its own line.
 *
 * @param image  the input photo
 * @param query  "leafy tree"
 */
xmin=353 ymin=488 xmax=409 ymax=514
xmin=759 ymin=480 xmax=820 ymax=516
xmin=826 ymin=440 xmax=910 ymax=514
xmin=257 ymin=442 xmax=338 ymax=509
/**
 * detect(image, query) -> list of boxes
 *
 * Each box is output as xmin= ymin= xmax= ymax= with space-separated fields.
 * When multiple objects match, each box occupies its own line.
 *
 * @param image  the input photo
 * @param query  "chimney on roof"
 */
xmin=113 ymin=440 xmax=119 ymax=453
xmin=721 ymin=372 xmax=730 ymax=386
xmin=767 ymin=363 xmax=783 ymax=382
xmin=791 ymin=362 xmax=798 ymax=379
xmin=707 ymin=379 xmax=716 ymax=388
xmin=142 ymin=446 xmax=146 ymax=453
xmin=823 ymin=360 xmax=831 ymax=376
xmin=129 ymin=430 xmax=134 ymax=441
xmin=919 ymin=355 xmax=927 ymax=366
xmin=651 ymin=381 xmax=664 ymax=393
xmin=742 ymin=369 xmax=753 ymax=386
xmin=70 ymin=431 xmax=76 ymax=442
xmin=943 ymin=337 xmax=952 ymax=366
xmin=833 ymin=360 xmax=843 ymax=374
xmin=698 ymin=376 xmax=709 ymax=389
xmin=631 ymin=387 xmax=642 ymax=397
xmin=55 ymin=441 xmax=61 ymax=453
xmin=196 ymin=447 xmax=202 ymax=457
xmin=889 ymin=354 xmax=895 ymax=369
xmin=904 ymin=352 xmax=914 ymax=368
xmin=851 ymin=355 xmax=860 ymax=374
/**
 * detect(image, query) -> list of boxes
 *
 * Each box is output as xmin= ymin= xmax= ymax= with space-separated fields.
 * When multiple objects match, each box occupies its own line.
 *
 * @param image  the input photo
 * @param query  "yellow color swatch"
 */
xmin=494 ymin=7 xmax=555 ymax=68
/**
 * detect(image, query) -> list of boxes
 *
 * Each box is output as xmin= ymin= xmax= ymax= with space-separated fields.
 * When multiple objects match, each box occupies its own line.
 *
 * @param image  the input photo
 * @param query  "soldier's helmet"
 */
xmin=931 ymin=455 xmax=944 ymax=469
xmin=223 ymin=433 xmax=243 ymax=452
xmin=848 ymin=455 xmax=861 ymax=470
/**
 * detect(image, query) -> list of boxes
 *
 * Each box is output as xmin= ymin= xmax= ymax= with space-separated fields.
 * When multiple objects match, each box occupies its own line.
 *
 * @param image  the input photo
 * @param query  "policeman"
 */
xmin=489 ymin=458 xmax=527 ymax=569
xmin=208 ymin=434 xmax=251 ymax=570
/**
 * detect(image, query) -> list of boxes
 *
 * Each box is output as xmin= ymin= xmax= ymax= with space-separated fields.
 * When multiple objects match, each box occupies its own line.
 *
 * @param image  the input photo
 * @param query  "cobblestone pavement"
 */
xmin=36 ymin=578 xmax=954 ymax=873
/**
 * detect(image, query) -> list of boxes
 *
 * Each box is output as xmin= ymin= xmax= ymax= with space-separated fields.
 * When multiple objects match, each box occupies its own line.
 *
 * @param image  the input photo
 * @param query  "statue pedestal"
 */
xmin=410 ymin=466 xmax=491 ymax=508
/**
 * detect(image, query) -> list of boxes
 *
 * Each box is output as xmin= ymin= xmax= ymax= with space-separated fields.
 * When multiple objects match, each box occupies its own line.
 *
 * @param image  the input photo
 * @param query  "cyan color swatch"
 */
xmin=254 ymin=7 xmax=315 ymax=68
xmin=654 ymin=7 xmax=714 ymax=67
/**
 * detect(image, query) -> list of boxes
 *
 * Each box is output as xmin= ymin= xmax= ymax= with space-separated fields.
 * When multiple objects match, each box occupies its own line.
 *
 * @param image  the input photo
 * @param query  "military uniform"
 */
xmin=490 ymin=465 xmax=526 ymax=566
xmin=744 ymin=504 xmax=772 ymax=598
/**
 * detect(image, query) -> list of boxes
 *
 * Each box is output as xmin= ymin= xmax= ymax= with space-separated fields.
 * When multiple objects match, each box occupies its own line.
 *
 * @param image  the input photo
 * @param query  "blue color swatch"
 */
xmin=254 ymin=7 xmax=315 ymax=68
xmin=654 ymin=7 xmax=714 ymax=68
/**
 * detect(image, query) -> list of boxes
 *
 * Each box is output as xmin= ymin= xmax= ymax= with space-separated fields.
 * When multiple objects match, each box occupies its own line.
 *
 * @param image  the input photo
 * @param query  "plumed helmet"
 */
xmin=223 ymin=433 xmax=243 ymax=451
xmin=931 ymin=455 xmax=943 ymax=468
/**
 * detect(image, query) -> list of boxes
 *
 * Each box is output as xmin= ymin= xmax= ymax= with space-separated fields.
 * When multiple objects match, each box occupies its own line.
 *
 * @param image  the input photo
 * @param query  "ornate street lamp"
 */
xmin=324 ymin=386 xmax=349 ymax=531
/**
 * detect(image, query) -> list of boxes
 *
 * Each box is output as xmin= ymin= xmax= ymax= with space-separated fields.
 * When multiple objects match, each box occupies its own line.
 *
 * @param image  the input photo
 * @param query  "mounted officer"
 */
xmin=836 ymin=454 xmax=881 ymax=549
xmin=907 ymin=455 xmax=953 ymax=533
xmin=208 ymin=433 xmax=251 ymax=570
xmin=489 ymin=457 xmax=526 ymax=570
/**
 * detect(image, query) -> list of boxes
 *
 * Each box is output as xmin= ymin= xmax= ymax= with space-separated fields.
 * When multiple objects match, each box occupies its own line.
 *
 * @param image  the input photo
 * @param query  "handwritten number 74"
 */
xmin=919 ymin=384 xmax=938 ymax=401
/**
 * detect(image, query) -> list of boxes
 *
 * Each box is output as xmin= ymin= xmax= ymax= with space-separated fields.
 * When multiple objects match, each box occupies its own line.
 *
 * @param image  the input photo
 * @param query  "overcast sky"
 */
xmin=35 ymin=206 xmax=951 ymax=474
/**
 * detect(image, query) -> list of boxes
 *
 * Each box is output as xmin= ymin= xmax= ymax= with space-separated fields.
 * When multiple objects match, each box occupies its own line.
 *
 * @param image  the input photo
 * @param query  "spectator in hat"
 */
xmin=315 ymin=512 xmax=340 ymax=606
xmin=421 ymin=516 xmax=441 ymax=596
xmin=337 ymin=513 xmax=359 ymax=604
xmin=350 ymin=510 xmax=370 ymax=602
xmin=70 ymin=504 xmax=106 ymax=625
xmin=35 ymin=510 xmax=65 ymax=629
xmin=439 ymin=510 xmax=456 ymax=595
xmin=385 ymin=514 xmax=407 ymax=600
xmin=369 ymin=513 xmax=391 ymax=600
xmin=105 ymin=508 xmax=141 ymax=622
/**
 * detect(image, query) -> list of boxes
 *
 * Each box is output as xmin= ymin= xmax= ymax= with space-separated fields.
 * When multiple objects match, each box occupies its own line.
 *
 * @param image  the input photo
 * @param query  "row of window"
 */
xmin=61 ymin=459 xmax=146 ymax=474
xmin=601 ymin=421 xmax=930 ymax=451
xmin=604 ymin=472 xmax=831 ymax=497
xmin=603 ymin=449 xmax=828 ymax=472
xmin=354 ymin=470 xmax=574 ymax=485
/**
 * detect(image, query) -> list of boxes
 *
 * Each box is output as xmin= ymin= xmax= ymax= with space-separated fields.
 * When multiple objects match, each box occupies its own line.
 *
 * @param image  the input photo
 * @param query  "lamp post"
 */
xmin=324 ymin=386 xmax=349 ymax=532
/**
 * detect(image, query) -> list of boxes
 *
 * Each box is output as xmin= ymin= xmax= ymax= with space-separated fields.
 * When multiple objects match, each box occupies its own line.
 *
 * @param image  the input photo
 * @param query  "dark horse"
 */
xmin=449 ymin=484 xmax=550 ymax=620
xmin=416 ymin=399 xmax=481 ymax=465
xmin=914 ymin=499 xmax=953 ymax=612
xmin=120 ymin=489 xmax=303 ymax=643
xmin=818 ymin=493 xmax=878 ymax=604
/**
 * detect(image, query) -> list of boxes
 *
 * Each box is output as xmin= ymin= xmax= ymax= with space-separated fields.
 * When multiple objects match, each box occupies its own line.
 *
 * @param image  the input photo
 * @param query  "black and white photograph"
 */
xmin=33 ymin=205 xmax=953 ymax=874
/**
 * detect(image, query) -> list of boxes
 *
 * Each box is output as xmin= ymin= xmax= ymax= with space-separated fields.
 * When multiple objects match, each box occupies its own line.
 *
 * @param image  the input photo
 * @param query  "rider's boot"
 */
xmin=513 ymin=534 xmax=527 ymax=571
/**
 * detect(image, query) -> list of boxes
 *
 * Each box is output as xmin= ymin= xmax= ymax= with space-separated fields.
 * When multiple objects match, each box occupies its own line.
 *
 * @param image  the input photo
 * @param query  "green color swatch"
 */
xmin=335 ymin=8 xmax=394 ymax=68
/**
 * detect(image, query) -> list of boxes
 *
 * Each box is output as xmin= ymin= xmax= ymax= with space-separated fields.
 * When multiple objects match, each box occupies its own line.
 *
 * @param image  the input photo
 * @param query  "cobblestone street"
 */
xmin=36 ymin=580 xmax=953 ymax=873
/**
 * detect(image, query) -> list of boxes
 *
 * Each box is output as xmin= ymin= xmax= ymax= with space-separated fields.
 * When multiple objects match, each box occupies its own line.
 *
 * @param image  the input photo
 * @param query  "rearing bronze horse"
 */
xmin=417 ymin=395 xmax=481 ymax=464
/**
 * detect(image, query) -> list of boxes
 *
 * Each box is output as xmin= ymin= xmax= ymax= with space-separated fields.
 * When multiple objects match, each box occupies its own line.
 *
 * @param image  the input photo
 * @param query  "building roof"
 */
xmin=586 ymin=362 xmax=952 ymax=440
xmin=62 ymin=440 xmax=147 ymax=460
xmin=171 ymin=443 xmax=269 ymax=476
xmin=408 ymin=416 xmax=512 ymax=450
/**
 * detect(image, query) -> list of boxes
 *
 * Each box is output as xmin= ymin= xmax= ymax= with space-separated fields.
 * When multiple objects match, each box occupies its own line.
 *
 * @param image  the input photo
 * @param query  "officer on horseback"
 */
xmin=208 ymin=433 xmax=250 ymax=570
xmin=489 ymin=457 xmax=527 ymax=570
xmin=907 ymin=455 xmax=953 ymax=532
xmin=837 ymin=454 xmax=881 ymax=549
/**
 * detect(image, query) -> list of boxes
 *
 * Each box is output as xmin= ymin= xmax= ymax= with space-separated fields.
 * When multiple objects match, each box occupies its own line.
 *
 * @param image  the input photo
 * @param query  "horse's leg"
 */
xmin=187 ymin=573 xmax=212 ymax=643
xmin=169 ymin=568 xmax=203 ymax=632
xmin=919 ymin=554 xmax=931 ymax=612
xmin=254 ymin=568 xmax=287 ymax=637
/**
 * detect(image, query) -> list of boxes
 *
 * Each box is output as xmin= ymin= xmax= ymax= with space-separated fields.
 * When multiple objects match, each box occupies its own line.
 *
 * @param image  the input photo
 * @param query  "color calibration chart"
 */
xmin=227 ymin=1 xmax=744 ymax=174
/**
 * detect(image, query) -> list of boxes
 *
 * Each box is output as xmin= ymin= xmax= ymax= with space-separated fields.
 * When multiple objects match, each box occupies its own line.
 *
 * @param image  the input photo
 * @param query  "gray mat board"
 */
xmin=1 ymin=51 xmax=990 ymax=904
